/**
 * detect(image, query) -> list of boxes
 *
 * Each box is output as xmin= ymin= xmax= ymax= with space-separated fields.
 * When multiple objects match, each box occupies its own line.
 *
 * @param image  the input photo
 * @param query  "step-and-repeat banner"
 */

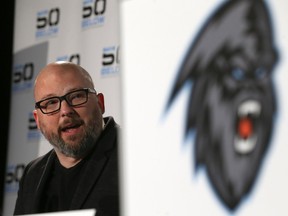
xmin=4 ymin=0 xmax=120 ymax=215
xmin=120 ymin=0 xmax=288 ymax=215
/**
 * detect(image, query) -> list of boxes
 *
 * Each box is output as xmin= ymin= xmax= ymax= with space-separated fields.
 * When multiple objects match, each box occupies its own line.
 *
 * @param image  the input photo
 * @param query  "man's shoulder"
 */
xmin=104 ymin=116 xmax=120 ymax=131
xmin=25 ymin=149 xmax=55 ymax=173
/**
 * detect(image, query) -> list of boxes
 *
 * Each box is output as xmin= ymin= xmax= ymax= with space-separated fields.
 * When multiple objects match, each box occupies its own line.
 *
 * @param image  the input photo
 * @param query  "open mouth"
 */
xmin=61 ymin=123 xmax=81 ymax=132
xmin=234 ymin=100 xmax=261 ymax=154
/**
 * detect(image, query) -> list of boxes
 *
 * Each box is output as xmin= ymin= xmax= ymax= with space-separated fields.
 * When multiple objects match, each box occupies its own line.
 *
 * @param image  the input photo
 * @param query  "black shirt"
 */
xmin=39 ymin=157 xmax=86 ymax=213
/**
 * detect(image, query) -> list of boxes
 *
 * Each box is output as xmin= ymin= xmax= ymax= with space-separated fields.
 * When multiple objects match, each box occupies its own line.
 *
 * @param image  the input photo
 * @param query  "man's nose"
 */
xmin=60 ymin=99 xmax=75 ymax=116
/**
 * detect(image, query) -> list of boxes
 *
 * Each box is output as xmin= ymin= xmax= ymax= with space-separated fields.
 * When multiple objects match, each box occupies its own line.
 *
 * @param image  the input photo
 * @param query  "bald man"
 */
xmin=14 ymin=61 xmax=120 ymax=216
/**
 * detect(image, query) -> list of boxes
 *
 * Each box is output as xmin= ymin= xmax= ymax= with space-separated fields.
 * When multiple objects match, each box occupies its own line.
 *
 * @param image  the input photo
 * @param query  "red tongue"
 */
xmin=238 ymin=117 xmax=253 ymax=139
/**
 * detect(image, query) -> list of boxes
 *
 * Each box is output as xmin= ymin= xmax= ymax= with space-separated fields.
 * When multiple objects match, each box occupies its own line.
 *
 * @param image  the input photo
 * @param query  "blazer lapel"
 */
xmin=33 ymin=151 xmax=57 ymax=212
xmin=69 ymin=119 xmax=117 ymax=209
xmin=70 ymin=154 xmax=109 ymax=209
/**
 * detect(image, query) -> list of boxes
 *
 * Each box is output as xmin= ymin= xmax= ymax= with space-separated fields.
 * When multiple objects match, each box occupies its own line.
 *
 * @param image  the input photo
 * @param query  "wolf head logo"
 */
xmin=166 ymin=0 xmax=279 ymax=210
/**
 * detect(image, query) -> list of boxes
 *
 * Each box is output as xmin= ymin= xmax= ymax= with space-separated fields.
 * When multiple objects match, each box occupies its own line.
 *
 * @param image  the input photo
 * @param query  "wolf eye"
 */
xmin=255 ymin=67 xmax=267 ymax=79
xmin=231 ymin=68 xmax=245 ymax=81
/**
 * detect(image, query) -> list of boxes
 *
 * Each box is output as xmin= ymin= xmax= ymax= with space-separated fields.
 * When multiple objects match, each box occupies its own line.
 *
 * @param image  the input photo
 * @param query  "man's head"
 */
xmin=33 ymin=61 xmax=105 ymax=159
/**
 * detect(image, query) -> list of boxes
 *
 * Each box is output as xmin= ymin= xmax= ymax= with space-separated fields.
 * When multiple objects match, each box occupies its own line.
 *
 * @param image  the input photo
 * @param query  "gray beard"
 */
xmin=47 ymin=123 xmax=100 ymax=158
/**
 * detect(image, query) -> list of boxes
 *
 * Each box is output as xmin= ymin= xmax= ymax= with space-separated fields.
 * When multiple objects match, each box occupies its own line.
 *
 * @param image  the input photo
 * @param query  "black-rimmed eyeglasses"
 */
xmin=35 ymin=88 xmax=97 ymax=114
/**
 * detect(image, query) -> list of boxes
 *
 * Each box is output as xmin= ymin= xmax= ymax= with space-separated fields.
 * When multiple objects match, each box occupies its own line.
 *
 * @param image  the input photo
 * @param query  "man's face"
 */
xmin=33 ymin=66 xmax=104 ymax=158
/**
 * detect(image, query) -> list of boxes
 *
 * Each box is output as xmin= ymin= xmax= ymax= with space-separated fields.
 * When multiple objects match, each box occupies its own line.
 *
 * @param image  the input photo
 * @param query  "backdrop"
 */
xmin=3 ymin=0 xmax=121 ymax=215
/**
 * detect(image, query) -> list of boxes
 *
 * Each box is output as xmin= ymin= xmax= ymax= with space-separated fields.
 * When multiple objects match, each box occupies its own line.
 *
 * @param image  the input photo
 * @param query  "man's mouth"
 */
xmin=234 ymin=100 xmax=261 ymax=154
xmin=61 ymin=122 xmax=82 ymax=132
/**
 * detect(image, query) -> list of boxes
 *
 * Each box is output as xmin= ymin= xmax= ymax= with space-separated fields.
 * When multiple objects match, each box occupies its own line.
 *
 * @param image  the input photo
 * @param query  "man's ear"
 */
xmin=33 ymin=109 xmax=40 ymax=129
xmin=97 ymin=93 xmax=105 ymax=114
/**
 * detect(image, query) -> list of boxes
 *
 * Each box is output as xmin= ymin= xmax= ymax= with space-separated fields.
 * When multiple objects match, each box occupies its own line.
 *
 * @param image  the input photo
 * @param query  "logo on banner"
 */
xmin=166 ymin=0 xmax=279 ymax=211
xmin=82 ymin=0 xmax=106 ymax=29
xmin=101 ymin=45 xmax=120 ymax=76
xmin=36 ymin=7 xmax=60 ymax=38
xmin=28 ymin=112 xmax=41 ymax=140
xmin=12 ymin=62 xmax=34 ymax=92
xmin=5 ymin=163 xmax=26 ymax=193
xmin=57 ymin=53 xmax=81 ymax=65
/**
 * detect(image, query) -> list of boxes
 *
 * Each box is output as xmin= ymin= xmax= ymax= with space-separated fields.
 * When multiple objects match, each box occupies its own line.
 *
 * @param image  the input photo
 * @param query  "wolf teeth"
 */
xmin=234 ymin=135 xmax=257 ymax=154
xmin=238 ymin=100 xmax=261 ymax=117
xmin=234 ymin=100 xmax=261 ymax=154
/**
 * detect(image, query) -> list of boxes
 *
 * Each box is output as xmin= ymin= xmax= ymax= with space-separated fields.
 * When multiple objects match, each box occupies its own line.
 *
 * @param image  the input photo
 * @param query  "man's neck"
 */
xmin=55 ymin=150 xmax=82 ymax=168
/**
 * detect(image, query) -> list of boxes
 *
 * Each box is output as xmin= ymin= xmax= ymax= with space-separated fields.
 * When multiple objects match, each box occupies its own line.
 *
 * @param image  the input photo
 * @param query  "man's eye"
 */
xmin=74 ymin=93 xmax=85 ymax=98
xmin=44 ymin=99 xmax=59 ymax=107
xmin=71 ymin=92 xmax=86 ymax=100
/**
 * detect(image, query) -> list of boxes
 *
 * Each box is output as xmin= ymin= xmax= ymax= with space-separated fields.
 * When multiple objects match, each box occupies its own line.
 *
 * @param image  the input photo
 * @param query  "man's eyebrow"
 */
xmin=38 ymin=87 xmax=85 ymax=100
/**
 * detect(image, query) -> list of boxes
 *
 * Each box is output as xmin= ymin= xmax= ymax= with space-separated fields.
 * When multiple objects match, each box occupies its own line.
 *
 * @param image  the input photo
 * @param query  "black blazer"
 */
xmin=14 ymin=117 xmax=120 ymax=216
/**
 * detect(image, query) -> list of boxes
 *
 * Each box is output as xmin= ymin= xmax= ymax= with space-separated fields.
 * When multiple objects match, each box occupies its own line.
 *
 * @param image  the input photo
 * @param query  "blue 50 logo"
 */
xmin=36 ymin=8 xmax=60 ymax=29
xmin=5 ymin=164 xmax=26 ymax=193
xmin=57 ymin=53 xmax=81 ymax=65
xmin=36 ymin=8 xmax=60 ymax=38
xmin=12 ymin=63 xmax=34 ymax=92
xmin=82 ymin=0 xmax=106 ymax=28
xmin=83 ymin=0 xmax=106 ymax=18
xmin=101 ymin=45 xmax=120 ymax=76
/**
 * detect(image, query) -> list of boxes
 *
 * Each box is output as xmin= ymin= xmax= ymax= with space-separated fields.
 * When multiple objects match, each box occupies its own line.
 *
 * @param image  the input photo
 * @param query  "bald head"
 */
xmin=34 ymin=61 xmax=94 ymax=100
xmin=32 ymin=61 xmax=106 ymax=161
